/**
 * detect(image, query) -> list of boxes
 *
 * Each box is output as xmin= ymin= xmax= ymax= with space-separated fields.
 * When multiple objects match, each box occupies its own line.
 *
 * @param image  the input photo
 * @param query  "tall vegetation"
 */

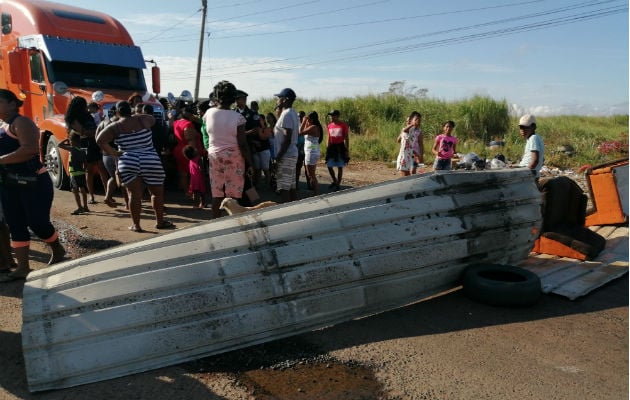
xmin=257 ymin=95 xmax=628 ymax=170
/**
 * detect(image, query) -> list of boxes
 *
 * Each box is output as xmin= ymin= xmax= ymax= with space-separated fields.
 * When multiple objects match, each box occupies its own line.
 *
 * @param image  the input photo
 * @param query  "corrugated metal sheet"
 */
xmin=21 ymin=169 xmax=542 ymax=392
xmin=520 ymin=225 xmax=628 ymax=300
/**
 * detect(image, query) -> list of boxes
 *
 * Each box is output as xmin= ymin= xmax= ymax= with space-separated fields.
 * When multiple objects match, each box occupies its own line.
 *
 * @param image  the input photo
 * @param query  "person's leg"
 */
xmin=147 ymin=184 xmax=169 ymax=228
xmin=337 ymin=167 xmax=344 ymax=188
xmin=96 ymin=160 xmax=109 ymax=192
xmin=21 ymin=175 xmax=66 ymax=265
xmin=80 ymin=187 xmax=89 ymax=211
xmin=211 ymin=196 xmax=224 ymax=219
xmin=125 ymin=177 xmax=144 ymax=231
xmin=104 ymin=176 xmax=117 ymax=206
xmin=307 ymin=165 xmax=318 ymax=195
xmin=327 ymin=166 xmax=337 ymax=186
xmin=43 ymin=231 xmax=66 ymax=265
xmin=0 ymin=221 xmax=15 ymax=270
xmin=2 ymin=191 xmax=31 ymax=277
xmin=71 ymin=188 xmax=81 ymax=212
xmin=11 ymin=244 xmax=30 ymax=278
xmin=85 ymin=163 xmax=97 ymax=203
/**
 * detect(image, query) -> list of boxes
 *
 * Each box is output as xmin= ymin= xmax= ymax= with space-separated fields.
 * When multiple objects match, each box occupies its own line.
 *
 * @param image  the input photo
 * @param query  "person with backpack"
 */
xmin=299 ymin=111 xmax=323 ymax=195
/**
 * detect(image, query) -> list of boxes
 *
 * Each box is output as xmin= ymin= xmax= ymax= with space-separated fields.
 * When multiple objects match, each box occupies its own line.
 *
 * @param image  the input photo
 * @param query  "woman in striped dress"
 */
xmin=96 ymin=100 xmax=174 ymax=232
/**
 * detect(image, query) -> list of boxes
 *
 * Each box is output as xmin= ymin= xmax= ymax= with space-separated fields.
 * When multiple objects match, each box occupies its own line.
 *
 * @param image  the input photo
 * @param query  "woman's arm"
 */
xmin=96 ymin=123 xmax=120 ymax=157
xmin=432 ymin=137 xmax=440 ymax=156
xmin=0 ymin=116 xmax=40 ymax=165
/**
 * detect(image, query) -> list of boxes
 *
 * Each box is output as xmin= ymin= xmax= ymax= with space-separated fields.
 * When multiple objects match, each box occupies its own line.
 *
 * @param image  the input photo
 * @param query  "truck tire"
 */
xmin=45 ymin=136 xmax=70 ymax=190
xmin=462 ymin=263 xmax=541 ymax=307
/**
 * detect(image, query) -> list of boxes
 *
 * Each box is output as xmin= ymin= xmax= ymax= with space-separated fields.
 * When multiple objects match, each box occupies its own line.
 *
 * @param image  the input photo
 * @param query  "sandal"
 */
xmin=128 ymin=225 xmax=144 ymax=233
xmin=155 ymin=220 xmax=175 ymax=229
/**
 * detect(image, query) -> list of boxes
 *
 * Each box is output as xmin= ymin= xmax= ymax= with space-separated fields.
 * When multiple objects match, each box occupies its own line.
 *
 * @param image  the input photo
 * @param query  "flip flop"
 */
xmin=128 ymin=226 xmax=144 ymax=233
xmin=155 ymin=221 xmax=175 ymax=229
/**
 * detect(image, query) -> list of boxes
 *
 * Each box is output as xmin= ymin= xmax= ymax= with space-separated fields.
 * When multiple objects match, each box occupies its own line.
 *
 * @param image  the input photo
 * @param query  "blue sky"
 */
xmin=53 ymin=0 xmax=628 ymax=116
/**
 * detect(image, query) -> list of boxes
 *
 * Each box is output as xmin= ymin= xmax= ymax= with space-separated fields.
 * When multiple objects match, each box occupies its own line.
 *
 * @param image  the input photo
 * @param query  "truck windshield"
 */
xmin=47 ymin=60 xmax=147 ymax=91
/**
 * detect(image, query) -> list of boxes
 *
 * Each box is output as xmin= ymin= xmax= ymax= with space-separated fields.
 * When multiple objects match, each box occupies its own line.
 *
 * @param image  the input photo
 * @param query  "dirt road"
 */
xmin=0 ymin=161 xmax=627 ymax=399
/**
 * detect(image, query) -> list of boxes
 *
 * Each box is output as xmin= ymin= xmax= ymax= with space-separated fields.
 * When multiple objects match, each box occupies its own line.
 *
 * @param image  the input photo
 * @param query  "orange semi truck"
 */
xmin=0 ymin=0 xmax=163 ymax=189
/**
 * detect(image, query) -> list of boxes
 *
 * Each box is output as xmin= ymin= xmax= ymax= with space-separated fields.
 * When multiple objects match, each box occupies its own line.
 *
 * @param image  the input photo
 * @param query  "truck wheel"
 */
xmin=462 ymin=263 xmax=541 ymax=307
xmin=45 ymin=136 xmax=70 ymax=190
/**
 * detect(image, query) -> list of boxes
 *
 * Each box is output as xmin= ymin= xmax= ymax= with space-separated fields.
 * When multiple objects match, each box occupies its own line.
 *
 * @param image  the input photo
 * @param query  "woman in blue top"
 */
xmin=0 ymin=89 xmax=66 ymax=282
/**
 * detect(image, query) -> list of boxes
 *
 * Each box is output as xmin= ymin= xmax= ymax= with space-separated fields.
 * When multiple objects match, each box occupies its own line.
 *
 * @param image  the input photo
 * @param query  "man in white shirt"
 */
xmin=518 ymin=114 xmax=545 ymax=181
xmin=273 ymin=88 xmax=299 ymax=203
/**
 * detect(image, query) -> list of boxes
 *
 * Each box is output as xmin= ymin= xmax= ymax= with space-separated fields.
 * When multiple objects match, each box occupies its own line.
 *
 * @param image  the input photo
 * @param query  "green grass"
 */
xmin=257 ymin=95 xmax=628 ymax=170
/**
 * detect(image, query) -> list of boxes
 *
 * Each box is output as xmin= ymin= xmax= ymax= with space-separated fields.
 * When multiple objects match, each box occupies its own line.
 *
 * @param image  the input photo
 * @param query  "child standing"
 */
xmin=432 ymin=120 xmax=458 ymax=171
xmin=59 ymin=133 xmax=89 ymax=214
xmin=396 ymin=111 xmax=423 ymax=176
xmin=183 ymin=145 xmax=207 ymax=208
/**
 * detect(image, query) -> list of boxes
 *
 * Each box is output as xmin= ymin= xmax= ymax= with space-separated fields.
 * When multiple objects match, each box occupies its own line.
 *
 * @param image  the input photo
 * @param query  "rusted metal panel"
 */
xmin=22 ymin=169 xmax=542 ymax=392
xmin=520 ymin=225 xmax=628 ymax=300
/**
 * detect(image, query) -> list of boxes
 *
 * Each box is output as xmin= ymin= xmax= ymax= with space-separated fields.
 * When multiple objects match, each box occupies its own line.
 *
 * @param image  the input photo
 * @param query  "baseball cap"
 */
xmin=235 ymin=90 xmax=248 ymax=98
xmin=518 ymin=114 xmax=536 ymax=127
xmin=274 ymin=88 xmax=296 ymax=99
xmin=328 ymin=110 xmax=340 ymax=117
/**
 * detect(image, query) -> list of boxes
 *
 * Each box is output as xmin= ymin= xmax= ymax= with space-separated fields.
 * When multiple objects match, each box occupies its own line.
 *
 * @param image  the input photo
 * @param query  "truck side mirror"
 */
xmin=1 ymin=13 xmax=12 ymax=34
xmin=151 ymin=65 xmax=161 ymax=95
xmin=8 ymin=50 xmax=25 ymax=84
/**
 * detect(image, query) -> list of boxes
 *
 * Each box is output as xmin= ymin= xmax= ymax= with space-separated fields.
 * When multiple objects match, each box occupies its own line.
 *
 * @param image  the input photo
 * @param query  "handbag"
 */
xmin=2 ymin=171 xmax=38 ymax=188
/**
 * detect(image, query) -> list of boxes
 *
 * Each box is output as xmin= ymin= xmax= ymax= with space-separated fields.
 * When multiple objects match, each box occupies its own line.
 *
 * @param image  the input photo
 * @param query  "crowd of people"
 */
xmin=395 ymin=112 xmax=544 ymax=179
xmin=0 ymin=82 xmax=543 ymax=282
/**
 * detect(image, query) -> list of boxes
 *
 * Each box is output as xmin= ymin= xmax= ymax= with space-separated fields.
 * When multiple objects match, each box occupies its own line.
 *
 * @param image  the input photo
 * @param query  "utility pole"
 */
xmin=194 ymin=0 xmax=207 ymax=102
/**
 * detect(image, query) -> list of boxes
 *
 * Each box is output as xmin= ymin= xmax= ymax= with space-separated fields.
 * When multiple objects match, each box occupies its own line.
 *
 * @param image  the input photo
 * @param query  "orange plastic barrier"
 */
xmin=585 ymin=158 xmax=629 ymax=226
xmin=533 ymin=236 xmax=588 ymax=261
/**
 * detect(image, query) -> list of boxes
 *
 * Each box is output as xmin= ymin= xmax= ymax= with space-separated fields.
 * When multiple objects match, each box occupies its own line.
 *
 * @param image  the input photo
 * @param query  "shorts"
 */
xmin=275 ymin=156 xmax=297 ymax=191
xmin=117 ymin=151 xmax=166 ymax=186
xmin=208 ymin=148 xmax=246 ymax=198
xmin=103 ymin=154 xmax=117 ymax=177
xmin=305 ymin=150 xmax=320 ymax=166
xmin=433 ymin=158 xmax=452 ymax=171
xmin=70 ymin=174 xmax=87 ymax=190
xmin=253 ymin=150 xmax=271 ymax=171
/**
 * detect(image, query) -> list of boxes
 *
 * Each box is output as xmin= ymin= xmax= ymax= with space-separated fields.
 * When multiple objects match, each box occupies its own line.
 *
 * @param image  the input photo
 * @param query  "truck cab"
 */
xmin=0 ymin=0 xmax=163 ymax=189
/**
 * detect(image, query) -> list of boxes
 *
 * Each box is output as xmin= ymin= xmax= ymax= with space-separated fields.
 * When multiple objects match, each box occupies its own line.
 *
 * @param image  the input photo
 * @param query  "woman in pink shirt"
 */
xmin=203 ymin=81 xmax=253 ymax=218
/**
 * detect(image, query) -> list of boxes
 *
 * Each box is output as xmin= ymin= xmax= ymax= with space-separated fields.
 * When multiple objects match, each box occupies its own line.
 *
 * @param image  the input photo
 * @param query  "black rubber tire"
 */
xmin=462 ymin=263 xmax=541 ymax=307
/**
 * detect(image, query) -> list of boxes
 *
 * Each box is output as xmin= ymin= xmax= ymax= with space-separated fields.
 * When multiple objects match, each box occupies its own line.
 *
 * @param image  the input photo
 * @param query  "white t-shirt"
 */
xmin=274 ymin=108 xmax=299 ymax=158
xmin=519 ymin=133 xmax=545 ymax=177
xmin=203 ymin=108 xmax=246 ymax=154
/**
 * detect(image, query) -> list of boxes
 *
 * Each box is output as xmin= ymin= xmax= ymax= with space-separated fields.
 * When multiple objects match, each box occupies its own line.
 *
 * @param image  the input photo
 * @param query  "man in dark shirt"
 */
xmin=234 ymin=90 xmax=263 ymax=205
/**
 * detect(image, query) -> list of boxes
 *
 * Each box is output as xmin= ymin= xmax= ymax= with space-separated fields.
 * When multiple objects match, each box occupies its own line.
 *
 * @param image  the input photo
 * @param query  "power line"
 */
xmin=211 ymin=0 xmax=547 ymax=38
xmin=195 ymin=0 xmax=624 ymax=76
xmin=157 ymin=0 xmax=625 ymax=83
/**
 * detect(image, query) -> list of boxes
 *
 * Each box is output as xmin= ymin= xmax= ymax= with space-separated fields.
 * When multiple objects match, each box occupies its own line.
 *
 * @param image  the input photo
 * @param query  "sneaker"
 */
xmin=71 ymin=208 xmax=83 ymax=215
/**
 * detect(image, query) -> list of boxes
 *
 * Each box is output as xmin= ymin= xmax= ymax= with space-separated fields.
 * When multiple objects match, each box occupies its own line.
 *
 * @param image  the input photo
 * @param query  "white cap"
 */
xmin=519 ymin=114 xmax=536 ymax=127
